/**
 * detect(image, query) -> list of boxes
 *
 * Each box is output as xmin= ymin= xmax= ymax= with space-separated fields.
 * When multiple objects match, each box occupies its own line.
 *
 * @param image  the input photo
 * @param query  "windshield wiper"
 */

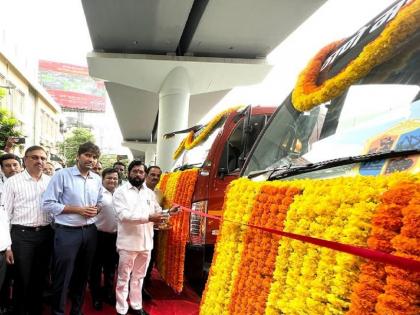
xmin=247 ymin=149 xmax=419 ymax=180
xmin=175 ymin=163 xmax=203 ymax=171
xmin=267 ymin=149 xmax=420 ymax=180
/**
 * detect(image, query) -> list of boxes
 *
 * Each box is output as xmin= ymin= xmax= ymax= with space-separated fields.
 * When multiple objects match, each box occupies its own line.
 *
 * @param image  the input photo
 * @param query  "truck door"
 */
xmin=211 ymin=114 xmax=269 ymax=210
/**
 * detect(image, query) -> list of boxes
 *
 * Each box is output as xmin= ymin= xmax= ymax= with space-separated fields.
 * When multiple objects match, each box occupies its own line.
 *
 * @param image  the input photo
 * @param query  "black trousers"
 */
xmin=89 ymin=230 xmax=118 ymax=301
xmin=10 ymin=225 xmax=53 ymax=315
xmin=0 ymin=262 xmax=14 ymax=311
xmin=51 ymin=224 xmax=97 ymax=315
xmin=0 ymin=251 xmax=6 ymax=292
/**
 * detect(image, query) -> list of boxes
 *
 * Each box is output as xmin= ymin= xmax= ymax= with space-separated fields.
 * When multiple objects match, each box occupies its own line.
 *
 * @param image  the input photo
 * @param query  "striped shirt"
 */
xmin=0 ymin=206 xmax=11 ymax=250
xmin=2 ymin=169 xmax=51 ymax=226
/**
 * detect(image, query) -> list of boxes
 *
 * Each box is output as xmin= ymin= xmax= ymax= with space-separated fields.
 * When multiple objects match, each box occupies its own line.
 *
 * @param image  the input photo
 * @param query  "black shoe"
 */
xmin=129 ymin=308 xmax=149 ymax=315
xmin=93 ymin=299 xmax=103 ymax=311
xmin=142 ymin=287 xmax=152 ymax=301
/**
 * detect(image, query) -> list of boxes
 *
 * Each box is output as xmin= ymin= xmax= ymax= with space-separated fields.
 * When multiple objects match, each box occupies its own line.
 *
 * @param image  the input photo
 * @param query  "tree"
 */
xmin=0 ymin=107 xmax=22 ymax=151
xmin=99 ymin=153 xmax=129 ymax=170
xmin=59 ymin=128 xmax=94 ymax=166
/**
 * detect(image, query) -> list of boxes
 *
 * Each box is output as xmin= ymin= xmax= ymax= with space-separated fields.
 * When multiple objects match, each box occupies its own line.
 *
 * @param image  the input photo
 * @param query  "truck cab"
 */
xmin=200 ymin=1 xmax=420 ymax=313
xmin=242 ymin=2 xmax=420 ymax=181
xmin=172 ymin=105 xmax=275 ymax=285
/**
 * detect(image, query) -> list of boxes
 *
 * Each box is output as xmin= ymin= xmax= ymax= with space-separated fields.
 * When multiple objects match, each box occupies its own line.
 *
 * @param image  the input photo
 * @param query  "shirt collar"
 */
xmin=103 ymin=187 xmax=114 ymax=195
xmin=127 ymin=181 xmax=147 ymax=191
xmin=22 ymin=169 xmax=47 ymax=181
xmin=71 ymin=165 xmax=94 ymax=179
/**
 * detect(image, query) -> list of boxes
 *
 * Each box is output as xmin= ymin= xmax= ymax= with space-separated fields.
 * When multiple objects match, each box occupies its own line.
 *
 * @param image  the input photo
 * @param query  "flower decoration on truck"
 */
xmin=200 ymin=173 xmax=420 ymax=315
xmin=156 ymin=169 xmax=199 ymax=293
xmin=292 ymin=0 xmax=420 ymax=112
xmin=172 ymin=106 xmax=244 ymax=160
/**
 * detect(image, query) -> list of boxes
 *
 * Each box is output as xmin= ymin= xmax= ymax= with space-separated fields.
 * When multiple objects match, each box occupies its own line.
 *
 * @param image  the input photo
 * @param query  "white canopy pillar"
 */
xmin=87 ymin=52 xmax=273 ymax=171
xmin=157 ymin=67 xmax=190 ymax=171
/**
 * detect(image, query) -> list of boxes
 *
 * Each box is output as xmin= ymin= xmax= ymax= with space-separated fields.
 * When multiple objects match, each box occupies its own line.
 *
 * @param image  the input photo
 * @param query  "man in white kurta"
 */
xmin=113 ymin=161 xmax=174 ymax=315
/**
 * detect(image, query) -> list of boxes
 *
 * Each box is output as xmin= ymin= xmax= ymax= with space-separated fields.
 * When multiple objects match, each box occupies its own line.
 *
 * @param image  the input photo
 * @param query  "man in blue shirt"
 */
xmin=43 ymin=142 xmax=103 ymax=315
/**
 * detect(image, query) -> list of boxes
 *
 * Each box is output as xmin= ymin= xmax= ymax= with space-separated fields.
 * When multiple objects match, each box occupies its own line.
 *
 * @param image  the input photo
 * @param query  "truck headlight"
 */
xmin=190 ymin=200 xmax=208 ymax=245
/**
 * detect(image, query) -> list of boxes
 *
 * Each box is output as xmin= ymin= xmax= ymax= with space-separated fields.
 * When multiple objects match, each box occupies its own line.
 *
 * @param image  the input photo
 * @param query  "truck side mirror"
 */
xmin=218 ymin=168 xmax=228 ymax=179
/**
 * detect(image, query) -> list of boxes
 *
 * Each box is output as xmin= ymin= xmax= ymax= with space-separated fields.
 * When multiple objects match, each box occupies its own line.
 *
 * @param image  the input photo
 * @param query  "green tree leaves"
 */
xmin=59 ymin=128 xmax=94 ymax=166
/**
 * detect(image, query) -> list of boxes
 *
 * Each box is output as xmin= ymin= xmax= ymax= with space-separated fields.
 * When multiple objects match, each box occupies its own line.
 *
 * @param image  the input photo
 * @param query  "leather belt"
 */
xmin=55 ymin=223 xmax=95 ymax=229
xmin=11 ymin=224 xmax=51 ymax=232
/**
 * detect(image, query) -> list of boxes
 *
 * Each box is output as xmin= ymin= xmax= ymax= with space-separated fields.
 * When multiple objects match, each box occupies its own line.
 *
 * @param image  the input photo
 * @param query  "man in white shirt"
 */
xmin=2 ymin=146 xmax=52 ymax=315
xmin=0 ymin=153 xmax=21 ymax=314
xmin=90 ymin=167 xmax=119 ymax=310
xmin=113 ymin=161 xmax=178 ymax=315
xmin=0 ymin=153 xmax=22 ymax=198
xmin=0 ymin=203 xmax=11 ymax=297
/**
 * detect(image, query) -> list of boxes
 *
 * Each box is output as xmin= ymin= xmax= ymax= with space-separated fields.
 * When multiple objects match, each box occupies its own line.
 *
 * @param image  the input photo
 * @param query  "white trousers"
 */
xmin=115 ymin=249 xmax=151 ymax=314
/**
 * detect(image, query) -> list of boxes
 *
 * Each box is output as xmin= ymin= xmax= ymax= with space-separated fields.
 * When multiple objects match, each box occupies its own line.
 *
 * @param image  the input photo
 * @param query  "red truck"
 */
xmin=169 ymin=105 xmax=276 ymax=288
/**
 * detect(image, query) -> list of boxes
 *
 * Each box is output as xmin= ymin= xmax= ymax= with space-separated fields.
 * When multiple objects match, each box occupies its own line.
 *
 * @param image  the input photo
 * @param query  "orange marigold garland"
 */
xmin=164 ymin=169 xmax=198 ymax=292
xmin=375 ymin=188 xmax=420 ymax=315
xmin=347 ymin=182 xmax=418 ymax=314
xmin=157 ymin=173 xmax=170 ymax=193
xmin=292 ymin=0 xmax=420 ymax=112
xmin=229 ymin=184 xmax=301 ymax=315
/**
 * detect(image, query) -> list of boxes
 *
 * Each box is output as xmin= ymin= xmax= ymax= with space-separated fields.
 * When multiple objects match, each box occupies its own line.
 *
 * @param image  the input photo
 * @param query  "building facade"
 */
xmin=0 ymin=52 xmax=62 ymax=157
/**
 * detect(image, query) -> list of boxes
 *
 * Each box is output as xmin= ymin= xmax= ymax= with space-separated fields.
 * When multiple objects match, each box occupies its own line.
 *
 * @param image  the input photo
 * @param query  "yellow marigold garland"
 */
xmin=199 ymin=178 xmax=262 ymax=315
xmin=172 ymin=106 xmax=243 ymax=160
xmin=292 ymin=0 xmax=420 ymax=112
xmin=156 ymin=172 xmax=181 ymax=279
xmin=200 ymin=172 xmax=420 ymax=315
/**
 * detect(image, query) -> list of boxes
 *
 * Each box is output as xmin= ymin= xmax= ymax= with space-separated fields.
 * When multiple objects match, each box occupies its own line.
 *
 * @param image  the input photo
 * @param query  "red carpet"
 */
xmin=42 ymin=270 xmax=200 ymax=315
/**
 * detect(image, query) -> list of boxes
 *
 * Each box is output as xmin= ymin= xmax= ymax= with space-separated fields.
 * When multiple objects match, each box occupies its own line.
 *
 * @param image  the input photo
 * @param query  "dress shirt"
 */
xmin=95 ymin=188 xmax=117 ymax=233
xmin=0 ymin=172 xmax=6 ymax=200
xmin=2 ymin=170 xmax=51 ymax=226
xmin=0 ymin=206 xmax=11 ymax=251
xmin=114 ymin=182 xmax=162 ymax=252
xmin=42 ymin=166 xmax=103 ymax=226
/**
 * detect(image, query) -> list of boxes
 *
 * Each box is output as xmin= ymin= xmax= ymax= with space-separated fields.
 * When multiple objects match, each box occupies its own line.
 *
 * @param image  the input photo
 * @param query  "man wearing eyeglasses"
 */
xmin=2 ymin=146 xmax=52 ymax=315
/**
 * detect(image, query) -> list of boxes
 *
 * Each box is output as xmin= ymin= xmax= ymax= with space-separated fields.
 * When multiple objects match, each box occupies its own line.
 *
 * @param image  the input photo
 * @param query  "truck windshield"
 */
xmin=243 ymin=33 xmax=420 ymax=178
xmin=172 ymin=117 xmax=227 ymax=170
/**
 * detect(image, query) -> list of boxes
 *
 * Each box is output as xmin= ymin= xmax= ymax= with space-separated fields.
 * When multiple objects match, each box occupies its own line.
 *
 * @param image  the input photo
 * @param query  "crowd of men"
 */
xmin=0 ymin=140 xmax=178 ymax=315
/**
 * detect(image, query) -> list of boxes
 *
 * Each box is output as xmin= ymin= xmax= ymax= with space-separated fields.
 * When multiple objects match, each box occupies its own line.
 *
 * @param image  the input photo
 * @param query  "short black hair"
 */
xmin=128 ymin=160 xmax=146 ymax=174
xmin=102 ymin=167 xmax=119 ymax=179
xmin=24 ymin=145 xmax=46 ymax=157
xmin=0 ymin=153 xmax=21 ymax=167
xmin=146 ymin=165 xmax=162 ymax=175
xmin=78 ymin=141 xmax=100 ymax=157
xmin=113 ymin=161 xmax=126 ymax=168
